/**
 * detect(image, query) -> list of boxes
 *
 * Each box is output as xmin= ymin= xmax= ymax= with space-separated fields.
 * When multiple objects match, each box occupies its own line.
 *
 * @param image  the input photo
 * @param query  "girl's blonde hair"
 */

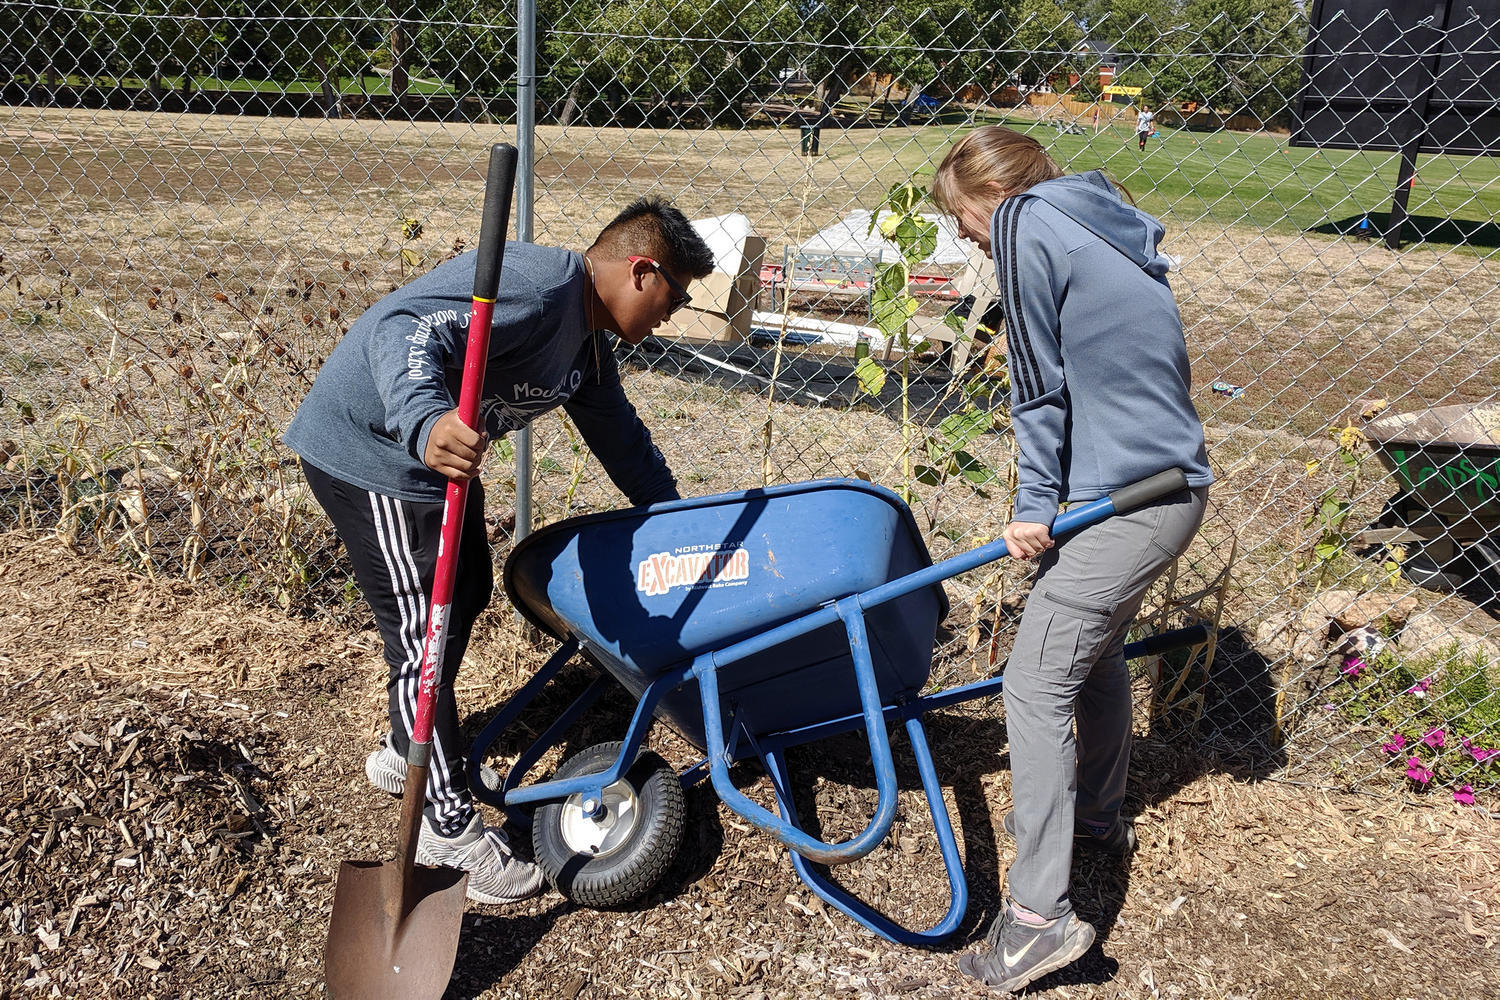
xmin=931 ymin=126 xmax=1063 ymax=220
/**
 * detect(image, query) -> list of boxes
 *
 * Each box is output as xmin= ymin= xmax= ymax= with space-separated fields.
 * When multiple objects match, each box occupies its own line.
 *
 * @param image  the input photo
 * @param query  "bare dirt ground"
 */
xmin=3 ymin=532 xmax=1496 ymax=1000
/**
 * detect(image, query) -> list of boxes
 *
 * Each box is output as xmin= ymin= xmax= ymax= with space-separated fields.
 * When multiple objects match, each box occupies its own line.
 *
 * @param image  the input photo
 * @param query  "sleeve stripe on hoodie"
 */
xmin=999 ymin=197 xmax=1045 ymax=404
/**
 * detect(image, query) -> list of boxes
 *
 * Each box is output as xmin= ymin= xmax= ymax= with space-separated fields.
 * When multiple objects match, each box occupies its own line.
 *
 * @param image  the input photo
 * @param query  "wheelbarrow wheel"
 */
xmin=532 ymin=741 xmax=685 ymax=908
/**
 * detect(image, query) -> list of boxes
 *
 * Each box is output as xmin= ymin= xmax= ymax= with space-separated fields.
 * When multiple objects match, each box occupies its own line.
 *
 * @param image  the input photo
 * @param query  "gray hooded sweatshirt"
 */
xmin=989 ymin=171 xmax=1212 ymax=526
xmin=283 ymin=243 xmax=676 ymax=505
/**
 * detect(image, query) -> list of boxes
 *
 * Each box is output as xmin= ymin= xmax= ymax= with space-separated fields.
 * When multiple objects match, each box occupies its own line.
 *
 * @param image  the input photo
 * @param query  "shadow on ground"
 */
xmin=1310 ymin=212 xmax=1500 ymax=249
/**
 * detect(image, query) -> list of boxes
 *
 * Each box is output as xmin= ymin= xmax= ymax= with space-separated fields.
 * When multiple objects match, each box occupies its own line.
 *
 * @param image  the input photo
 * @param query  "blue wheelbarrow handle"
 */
xmin=692 ymin=467 xmax=1191 ymax=866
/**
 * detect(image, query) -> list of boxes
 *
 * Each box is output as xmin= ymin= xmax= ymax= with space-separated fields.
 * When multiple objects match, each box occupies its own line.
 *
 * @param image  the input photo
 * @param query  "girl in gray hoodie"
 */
xmin=932 ymin=125 xmax=1212 ymax=993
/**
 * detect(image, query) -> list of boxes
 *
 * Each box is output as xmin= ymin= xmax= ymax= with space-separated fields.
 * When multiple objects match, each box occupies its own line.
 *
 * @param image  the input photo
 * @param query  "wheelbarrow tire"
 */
xmin=532 ymin=741 xmax=685 ymax=909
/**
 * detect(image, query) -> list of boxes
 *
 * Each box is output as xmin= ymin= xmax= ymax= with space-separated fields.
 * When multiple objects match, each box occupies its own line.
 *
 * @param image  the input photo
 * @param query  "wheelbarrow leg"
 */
xmin=508 ymin=668 xmax=697 ymax=909
xmin=762 ymin=713 xmax=969 ymax=946
xmin=696 ymin=598 xmax=902 ymax=865
xmin=502 ymin=665 xmax=692 ymax=809
xmin=467 ymin=638 xmax=595 ymax=819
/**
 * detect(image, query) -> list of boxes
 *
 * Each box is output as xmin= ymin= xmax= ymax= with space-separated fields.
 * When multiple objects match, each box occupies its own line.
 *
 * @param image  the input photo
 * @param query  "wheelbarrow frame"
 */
xmin=469 ymin=469 xmax=1198 ymax=945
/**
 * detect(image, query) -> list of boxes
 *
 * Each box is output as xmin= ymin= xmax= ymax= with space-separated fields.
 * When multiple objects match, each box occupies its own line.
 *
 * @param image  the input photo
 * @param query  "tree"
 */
xmin=537 ymin=0 xmax=798 ymax=127
xmin=229 ymin=0 xmax=365 ymax=108
xmin=1157 ymin=0 xmax=1305 ymax=119
xmin=1088 ymin=0 xmax=1177 ymax=65
xmin=782 ymin=0 xmax=1019 ymax=115
xmin=1011 ymin=0 xmax=1083 ymax=90
xmin=110 ymin=1 xmax=177 ymax=101
xmin=888 ymin=0 xmax=1015 ymax=102
xmin=408 ymin=1 xmax=514 ymax=99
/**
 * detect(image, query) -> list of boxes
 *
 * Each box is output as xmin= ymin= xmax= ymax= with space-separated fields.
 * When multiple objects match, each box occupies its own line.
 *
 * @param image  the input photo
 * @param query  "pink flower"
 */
xmin=1405 ymin=757 xmax=1433 ymax=785
xmin=1422 ymin=727 xmax=1446 ymax=750
xmin=1461 ymin=738 xmax=1500 ymax=763
xmin=1405 ymin=676 xmax=1433 ymax=697
xmin=1341 ymin=655 xmax=1366 ymax=677
xmin=1454 ymin=785 xmax=1475 ymax=806
xmin=1380 ymin=733 xmax=1408 ymax=754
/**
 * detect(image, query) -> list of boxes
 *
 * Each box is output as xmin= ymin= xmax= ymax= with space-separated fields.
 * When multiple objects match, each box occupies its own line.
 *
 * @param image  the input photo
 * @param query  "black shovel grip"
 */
xmin=472 ymin=143 xmax=518 ymax=302
xmin=1107 ymin=468 xmax=1190 ymax=514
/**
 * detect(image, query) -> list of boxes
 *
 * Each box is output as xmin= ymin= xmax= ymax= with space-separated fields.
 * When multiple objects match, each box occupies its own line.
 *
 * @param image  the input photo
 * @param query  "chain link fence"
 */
xmin=3 ymin=2 xmax=1498 ymax=802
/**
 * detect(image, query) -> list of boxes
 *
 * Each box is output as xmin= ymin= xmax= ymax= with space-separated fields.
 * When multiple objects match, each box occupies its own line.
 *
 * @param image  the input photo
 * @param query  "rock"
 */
xmin=1253 ymin=613 xmax=1294 ymax=660
xmin=1253 ymin=611 xmax=1331 ymax=665
xmin=1394 ymin=613 xmax=1500 ymax=667
xmin=1298 ymin=590 xmax=1419 ymax=635
xmin=1264 ymin=590 xmax=1425 ymax=669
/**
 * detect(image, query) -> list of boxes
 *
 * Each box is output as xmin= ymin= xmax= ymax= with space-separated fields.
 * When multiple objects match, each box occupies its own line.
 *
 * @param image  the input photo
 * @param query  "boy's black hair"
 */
xmin=590 ymin=197 xmax=715 ymax=279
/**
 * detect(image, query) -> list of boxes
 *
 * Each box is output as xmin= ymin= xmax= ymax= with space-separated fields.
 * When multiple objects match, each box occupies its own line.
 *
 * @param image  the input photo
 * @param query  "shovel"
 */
xmin=324 ymin=141 xmax=518 ymax=1000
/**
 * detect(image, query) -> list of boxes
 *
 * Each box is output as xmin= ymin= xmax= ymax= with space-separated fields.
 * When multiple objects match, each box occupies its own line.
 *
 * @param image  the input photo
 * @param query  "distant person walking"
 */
xmin=1136 ymin=105 xmax=1155 ymax=150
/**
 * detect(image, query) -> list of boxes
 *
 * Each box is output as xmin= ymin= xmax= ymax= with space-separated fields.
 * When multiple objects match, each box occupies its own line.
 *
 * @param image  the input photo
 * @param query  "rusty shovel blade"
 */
xmin=324 ymin=858 xmax=468 ymax=1000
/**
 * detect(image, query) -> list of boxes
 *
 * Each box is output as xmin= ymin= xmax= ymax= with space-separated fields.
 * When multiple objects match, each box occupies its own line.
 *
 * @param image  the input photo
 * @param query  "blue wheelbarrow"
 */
xmin=469 ymin=469 xmax=1201 ymax=944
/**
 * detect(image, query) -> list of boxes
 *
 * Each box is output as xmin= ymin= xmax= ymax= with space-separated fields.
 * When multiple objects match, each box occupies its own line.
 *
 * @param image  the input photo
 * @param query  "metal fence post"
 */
xmin=512 ymin=0 xmax=537 ymax=543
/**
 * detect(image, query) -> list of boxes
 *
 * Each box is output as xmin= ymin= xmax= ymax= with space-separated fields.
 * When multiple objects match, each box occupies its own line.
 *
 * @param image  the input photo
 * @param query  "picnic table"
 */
xmin=759 ymin=251 xmax=960 ymax=315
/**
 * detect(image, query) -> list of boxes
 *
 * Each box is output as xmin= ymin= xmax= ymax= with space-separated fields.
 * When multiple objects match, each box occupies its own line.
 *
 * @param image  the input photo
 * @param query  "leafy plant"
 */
xmin=398 ymin=214 xmax=425 ymax=276
xmin=862 ymin=181 xmax=1011 ymax=520
xmin=1 ymin=257 xmax=382 ymax=614
xmin=1301 ymin=418 xmax=1395 ymax=591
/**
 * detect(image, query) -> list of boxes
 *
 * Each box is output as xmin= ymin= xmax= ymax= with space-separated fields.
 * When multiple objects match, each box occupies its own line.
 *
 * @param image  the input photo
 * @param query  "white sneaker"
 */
xmin=365 ymin=735 xmax=501 ymax=796
xmin=415 ymin=813 xmax=546 ymax=904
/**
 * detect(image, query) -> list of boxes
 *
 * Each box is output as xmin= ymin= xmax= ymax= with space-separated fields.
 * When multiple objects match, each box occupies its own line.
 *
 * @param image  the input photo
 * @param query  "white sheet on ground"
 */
xmin=796 ymin=210 xmax=971 ymax=267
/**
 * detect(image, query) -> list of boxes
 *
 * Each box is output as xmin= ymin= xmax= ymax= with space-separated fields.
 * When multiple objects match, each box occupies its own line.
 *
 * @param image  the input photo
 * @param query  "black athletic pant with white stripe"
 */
xmin=302 ymin=459 xmax=490 ymax=836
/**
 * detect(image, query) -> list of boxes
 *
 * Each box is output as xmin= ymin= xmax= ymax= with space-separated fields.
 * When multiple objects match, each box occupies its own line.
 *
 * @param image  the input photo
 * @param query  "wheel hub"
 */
xmin=559 ymin=779 xmax=639 ymax=857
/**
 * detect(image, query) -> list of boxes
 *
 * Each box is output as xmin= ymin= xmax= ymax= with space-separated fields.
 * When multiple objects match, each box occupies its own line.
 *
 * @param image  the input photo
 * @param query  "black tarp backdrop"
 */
xmin=1291 ymin=0 xmax=1500 ymax=248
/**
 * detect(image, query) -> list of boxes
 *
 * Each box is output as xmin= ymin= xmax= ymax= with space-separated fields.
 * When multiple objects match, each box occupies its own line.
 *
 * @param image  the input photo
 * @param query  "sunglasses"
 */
xmin=628 ymin=255 xmax=692 ymax=316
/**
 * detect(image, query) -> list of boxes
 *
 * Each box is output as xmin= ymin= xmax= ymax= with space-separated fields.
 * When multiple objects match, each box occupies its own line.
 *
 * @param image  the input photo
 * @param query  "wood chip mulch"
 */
xmin=0 ymin=532 xmax=1494 ymax=1000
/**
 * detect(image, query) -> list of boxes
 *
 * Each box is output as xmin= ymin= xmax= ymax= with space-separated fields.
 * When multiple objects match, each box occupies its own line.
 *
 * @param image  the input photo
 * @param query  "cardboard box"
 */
xmin=659 ymin=216 xmax=765 ymax=345
xmin=947 ymin=244 xmax=1002 ymax=372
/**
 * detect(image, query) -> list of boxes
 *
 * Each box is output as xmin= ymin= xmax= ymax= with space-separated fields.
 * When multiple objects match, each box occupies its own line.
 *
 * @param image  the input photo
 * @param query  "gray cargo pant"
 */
xmin=1003 ymin=485 xmax=1207 ymax=919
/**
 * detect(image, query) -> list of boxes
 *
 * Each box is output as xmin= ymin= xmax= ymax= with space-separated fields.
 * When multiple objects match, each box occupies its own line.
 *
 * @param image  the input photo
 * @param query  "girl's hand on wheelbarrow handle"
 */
xmin=1007 ymin=470 xmax=1190 ymax=559
xmin=1003 ymin=520 xmax=1053 ymax=560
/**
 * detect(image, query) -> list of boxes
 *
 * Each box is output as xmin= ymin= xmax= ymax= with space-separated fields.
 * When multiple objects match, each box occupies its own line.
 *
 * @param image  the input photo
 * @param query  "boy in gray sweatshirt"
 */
xmin=934 ymin=126 xmax=1211 ymax=992
xmin=284 ymin=197 xmax=713 ymax=903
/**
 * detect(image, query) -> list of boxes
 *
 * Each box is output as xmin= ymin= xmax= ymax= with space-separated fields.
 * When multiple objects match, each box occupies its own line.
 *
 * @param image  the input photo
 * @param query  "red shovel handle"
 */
xmin=411 ymin=143 xmax=518 ymax=753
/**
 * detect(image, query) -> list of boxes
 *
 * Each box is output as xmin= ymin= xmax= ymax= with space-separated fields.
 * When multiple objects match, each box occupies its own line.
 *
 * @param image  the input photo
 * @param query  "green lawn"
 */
xmin=859 ymin=120 xmax=1500 ymax=253
xmin=1033 ymin=124 xmax=1500 ymax=251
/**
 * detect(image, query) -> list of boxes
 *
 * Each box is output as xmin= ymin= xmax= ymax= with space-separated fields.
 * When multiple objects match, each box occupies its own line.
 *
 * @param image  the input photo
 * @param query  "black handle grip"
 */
xmin=1107 ymin=468 xmax=1190 ymax=514
xmin=1125 ymin=624 xmax=1210 ymax=659
xmin=472 ymin=143 xmax=518 ymax=301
